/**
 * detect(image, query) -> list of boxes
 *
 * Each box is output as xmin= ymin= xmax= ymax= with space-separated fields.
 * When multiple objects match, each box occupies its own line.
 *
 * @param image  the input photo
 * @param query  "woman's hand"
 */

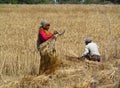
xmin=53 ymin=31 xmax=58 ymax=35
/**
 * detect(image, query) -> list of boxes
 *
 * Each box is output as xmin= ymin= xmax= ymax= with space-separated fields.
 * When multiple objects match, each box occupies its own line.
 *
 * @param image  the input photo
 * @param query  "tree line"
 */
xmin=0 ymin=0 xmax=119 ymax=4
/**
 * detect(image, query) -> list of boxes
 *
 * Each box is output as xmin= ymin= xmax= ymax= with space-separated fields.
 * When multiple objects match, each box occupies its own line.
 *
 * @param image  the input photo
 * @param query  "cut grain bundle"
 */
xmin=96 ymin=67 xmax=120 ymax=88
xmin=38 ymin=30 xmax=65 ymax=75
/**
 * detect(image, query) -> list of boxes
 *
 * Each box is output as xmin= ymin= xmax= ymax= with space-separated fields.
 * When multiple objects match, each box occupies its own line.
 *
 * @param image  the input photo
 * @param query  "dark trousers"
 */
xmin=84 ymin=54 xmax=100 ymax=62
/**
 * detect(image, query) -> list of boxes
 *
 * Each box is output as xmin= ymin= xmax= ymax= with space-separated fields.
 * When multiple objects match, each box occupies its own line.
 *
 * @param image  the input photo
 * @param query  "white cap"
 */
xmin=40 ymin=20 xmax=49 ymax=26
xmin=84 ymin=38 xmax=92 ymax=43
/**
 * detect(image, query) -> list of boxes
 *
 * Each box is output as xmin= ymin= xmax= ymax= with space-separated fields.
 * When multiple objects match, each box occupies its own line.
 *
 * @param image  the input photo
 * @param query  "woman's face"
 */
xmin=43 ymin=24 xmax=50 ymax=30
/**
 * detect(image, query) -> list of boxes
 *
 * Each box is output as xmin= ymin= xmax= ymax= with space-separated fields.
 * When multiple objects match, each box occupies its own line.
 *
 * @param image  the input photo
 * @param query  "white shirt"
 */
xmin=82 ymin=42 xmax=100 ymax=56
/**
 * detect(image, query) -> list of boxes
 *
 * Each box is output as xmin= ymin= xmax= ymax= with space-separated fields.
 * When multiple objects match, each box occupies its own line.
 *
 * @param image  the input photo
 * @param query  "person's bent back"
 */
xmin=81 ymin=38 xmax=101 ymax=62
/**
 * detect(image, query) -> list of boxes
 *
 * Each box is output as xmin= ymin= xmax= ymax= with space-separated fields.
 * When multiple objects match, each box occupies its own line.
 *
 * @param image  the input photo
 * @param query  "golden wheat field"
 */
xmin=0 ymin=4 xmax=120 ymax=88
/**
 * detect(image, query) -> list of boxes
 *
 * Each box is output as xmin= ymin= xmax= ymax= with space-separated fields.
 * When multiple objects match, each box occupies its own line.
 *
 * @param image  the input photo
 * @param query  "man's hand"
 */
xmin=78 ymin=56 xmax=84 ymax=60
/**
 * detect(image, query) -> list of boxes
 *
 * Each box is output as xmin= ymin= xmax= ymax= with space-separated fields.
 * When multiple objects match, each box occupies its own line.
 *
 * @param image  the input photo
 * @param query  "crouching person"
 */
xmin=80 ymin=38 xmax=101 ymax=62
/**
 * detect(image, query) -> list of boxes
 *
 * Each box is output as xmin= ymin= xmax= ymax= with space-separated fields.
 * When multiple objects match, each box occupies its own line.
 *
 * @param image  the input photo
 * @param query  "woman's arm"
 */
xmin=40 ymin=30 xmax=53 ymax=40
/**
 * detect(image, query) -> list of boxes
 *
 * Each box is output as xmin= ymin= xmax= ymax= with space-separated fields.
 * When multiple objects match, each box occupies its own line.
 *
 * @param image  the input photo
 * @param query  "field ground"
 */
xmin=0 ymin=4 xmax=120 ymax=88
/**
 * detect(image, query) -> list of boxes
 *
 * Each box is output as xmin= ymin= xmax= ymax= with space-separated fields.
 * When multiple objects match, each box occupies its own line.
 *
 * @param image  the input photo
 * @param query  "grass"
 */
xmin=0 ymin=4 xmax=120 ymax=88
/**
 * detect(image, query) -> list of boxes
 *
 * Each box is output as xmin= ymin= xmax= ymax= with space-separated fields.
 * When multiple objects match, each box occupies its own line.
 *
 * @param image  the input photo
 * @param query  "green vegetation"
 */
xmin=0 ymin=0 xmax=119 ymax=4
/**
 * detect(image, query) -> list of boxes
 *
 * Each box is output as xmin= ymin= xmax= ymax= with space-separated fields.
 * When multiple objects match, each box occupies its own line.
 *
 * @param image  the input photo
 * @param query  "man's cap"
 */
xmin=40 ymin=20 xmax=49 ymax=26
xmin=84 ymin=38 xmax=92 ymax=43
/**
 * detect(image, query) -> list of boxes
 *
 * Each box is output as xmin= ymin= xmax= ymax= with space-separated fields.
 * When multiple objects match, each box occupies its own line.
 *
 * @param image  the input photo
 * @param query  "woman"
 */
xmin=37 ymin=20 xmax=58 ymax=75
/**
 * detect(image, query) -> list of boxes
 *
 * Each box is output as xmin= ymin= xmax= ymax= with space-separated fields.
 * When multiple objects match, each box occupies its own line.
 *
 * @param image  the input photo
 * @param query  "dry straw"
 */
xmin=0 ymin=4 xmax=120 ymax=88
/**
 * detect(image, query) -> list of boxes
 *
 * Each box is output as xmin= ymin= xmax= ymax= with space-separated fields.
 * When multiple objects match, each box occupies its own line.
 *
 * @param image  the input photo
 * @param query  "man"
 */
xmin=36 ymin=20 xmax=58 ymax=75
xmin=80 ymin=38 xmax=101 ymax=62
